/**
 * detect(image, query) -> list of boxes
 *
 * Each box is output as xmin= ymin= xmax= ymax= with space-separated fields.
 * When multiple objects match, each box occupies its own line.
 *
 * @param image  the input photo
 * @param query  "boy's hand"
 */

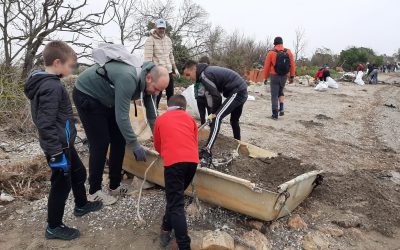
xmin=134 ymin=146 xmax=147 ymax=162
xmin=48 ymin=152 xmax=69 ymax=172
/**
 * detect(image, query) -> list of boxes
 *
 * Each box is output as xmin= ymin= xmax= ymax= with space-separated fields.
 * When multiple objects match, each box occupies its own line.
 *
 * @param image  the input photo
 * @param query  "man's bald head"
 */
xmin=145 ymin=66 xmax=169 ymax=95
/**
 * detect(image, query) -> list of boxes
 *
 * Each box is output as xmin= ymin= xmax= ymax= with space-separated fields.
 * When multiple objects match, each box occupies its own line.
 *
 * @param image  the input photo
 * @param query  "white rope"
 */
xmin=136 ymin=157 xmax=159 ymax=226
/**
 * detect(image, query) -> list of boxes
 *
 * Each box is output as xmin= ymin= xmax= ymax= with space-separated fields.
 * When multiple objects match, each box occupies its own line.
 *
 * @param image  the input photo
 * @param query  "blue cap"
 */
xmin=155 ymin=19 xmax=166 ymax=28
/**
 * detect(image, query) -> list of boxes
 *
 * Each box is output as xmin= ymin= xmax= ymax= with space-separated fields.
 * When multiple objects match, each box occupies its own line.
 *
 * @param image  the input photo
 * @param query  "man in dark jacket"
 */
xmin=183 ymin=60 xmax=248 ymax=167
xmin=24 ymin=41 xmax=102 ymax=240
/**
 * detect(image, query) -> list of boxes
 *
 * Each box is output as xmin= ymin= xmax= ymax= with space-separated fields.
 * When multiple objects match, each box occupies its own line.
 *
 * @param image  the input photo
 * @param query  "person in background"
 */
xmin=154 ymin=95 xmax=199 ymax=250
xmin=194 ymin=56 xmax=211 ymax=125
xmin=264 ymin=36 xmax=296 ymax=119
xmin=24 ymin=41 xmax=103 ymax=240
xmin=144 ymin=18 xmax=180 ymax=108
xmin=314 ymin=64 xmax=331 ymax=83
xmin=368 ymin=64 xmax=379 ymax=84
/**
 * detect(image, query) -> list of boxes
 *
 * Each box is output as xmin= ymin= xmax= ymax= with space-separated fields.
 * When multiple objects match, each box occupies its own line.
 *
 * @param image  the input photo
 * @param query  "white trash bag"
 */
xmin=326 ymin=77 xmax=339 ymax=89
xmin=354 ymin=71 xmax=365 ymax=85
xmin=182 ymin=84 xmax=200 ymax=119
xmin=314 ymin=81 xmax=328 ymax=92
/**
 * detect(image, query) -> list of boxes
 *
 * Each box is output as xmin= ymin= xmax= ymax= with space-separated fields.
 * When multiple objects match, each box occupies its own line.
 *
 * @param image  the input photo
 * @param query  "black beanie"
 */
xmin=274 ymin=37 xmax=283 ymax=45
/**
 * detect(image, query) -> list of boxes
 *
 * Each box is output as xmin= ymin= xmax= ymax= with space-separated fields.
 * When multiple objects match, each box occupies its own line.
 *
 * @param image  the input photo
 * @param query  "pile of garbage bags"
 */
xmin=314 ymin=77 xmax=339 ymax=92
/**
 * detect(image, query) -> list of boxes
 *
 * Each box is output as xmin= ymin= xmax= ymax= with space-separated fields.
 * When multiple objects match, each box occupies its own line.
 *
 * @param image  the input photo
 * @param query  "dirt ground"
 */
xmin=1 ymin=73 xmax=400 ymax=249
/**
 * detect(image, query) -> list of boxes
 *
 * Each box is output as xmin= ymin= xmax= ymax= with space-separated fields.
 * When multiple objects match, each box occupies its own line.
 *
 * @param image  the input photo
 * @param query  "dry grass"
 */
xmin=0 ymin=156 xmax=50 ymax=200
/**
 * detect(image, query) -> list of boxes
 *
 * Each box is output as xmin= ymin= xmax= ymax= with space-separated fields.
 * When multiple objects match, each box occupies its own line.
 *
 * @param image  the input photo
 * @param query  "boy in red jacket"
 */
xmin=154 ymin=94 xmax=199 ymax=250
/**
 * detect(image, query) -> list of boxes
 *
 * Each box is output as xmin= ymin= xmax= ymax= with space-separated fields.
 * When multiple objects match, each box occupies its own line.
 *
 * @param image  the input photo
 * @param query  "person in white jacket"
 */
xmin=144 ymin=18 xmax=179 ymax=108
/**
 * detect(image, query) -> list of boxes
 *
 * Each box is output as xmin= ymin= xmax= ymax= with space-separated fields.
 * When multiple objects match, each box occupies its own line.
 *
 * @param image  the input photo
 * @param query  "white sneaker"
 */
xmin=109 ymin=184 xmax=130 ymax=197
xmin=88 ymin=190 xmax=117 ymax=206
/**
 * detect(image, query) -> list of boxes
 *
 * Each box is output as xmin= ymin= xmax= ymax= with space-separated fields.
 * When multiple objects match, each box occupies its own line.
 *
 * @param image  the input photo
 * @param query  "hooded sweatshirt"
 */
xmin=75 ymin=61 xmax=158 ymax=151
xmin=24 ymin=71 xmax=77 ymax=156
xmin=195 ymin=63 xmax=248 ymax=113
xmin=143 ymin=29 xmax=175 ymax=73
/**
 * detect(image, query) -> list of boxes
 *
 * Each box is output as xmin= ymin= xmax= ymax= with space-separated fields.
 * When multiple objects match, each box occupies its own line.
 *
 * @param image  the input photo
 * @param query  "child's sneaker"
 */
xmin=109 ymin=184 xmax=129 ymax=197
xmin=160 ymin=229 xmax=172 ymax=247
xmin=88 ymin=190 xmax=117 ymax=206
xmin=74 ymin=200 xmax=103 ymax=217
xmin=45 ymin=224 xmax=80 ymax=240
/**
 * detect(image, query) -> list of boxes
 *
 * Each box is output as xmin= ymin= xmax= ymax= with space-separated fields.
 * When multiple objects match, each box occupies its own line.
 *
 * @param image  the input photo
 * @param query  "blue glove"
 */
xmin=134 ymin=146 xmax=147 ymax=162
xmin=49 ymin=152 xmax=69 ymax=173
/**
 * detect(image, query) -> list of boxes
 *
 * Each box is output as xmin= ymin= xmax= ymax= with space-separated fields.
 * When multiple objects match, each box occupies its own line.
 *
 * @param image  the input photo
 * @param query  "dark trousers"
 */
xmin=270 ymin=75 xmax=287 ymax=111
xmin=156 ymin=73 xmax=174 ymax=108
xmin=47 ymin=146 xmax=87 ymax=228
xmin=162 ymin=162 xmax=197 ymax=250
xmin=196 ymin=97 xmax=211 ymax=125
xmin=206 ymin=90 xmax=248 ymax=151
xmin=72 ymin=88 xmax=126 ymax=194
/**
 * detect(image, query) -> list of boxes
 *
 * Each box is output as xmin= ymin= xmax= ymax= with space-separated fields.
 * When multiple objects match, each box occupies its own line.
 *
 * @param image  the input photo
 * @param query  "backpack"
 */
xmin=273 ymin=49 xmax=291 ymax=76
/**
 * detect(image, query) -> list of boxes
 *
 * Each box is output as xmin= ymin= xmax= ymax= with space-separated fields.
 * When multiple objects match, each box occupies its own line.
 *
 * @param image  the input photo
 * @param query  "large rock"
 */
xmin=236 ymin=230 xmax=271 ymax=250
xmin=303 ymin=231 xmax=330 ymax=250
xmin=201 ymin=230 xmax=235 ymax=250
xmin=131 ymin=176 xmax=155 ymax=190
xmin=190 ymin=231 xmax=209 ymax=250
xmin=317 ymin=225 xmax=344 ymax=237
xmin=287 ymin=214 xmax=308 ymax=229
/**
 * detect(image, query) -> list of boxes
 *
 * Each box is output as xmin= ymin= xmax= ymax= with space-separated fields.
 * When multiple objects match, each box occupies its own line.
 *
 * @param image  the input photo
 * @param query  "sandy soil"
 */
xmin=1 ymin=73 xmax=400 ymax=249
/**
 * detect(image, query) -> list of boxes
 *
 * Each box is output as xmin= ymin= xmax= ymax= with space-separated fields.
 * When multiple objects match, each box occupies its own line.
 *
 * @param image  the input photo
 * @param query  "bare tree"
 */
xmin=0 ymin=0 xmax=114 ymax=78
xmin=293 ymin=27 xmax=306 ymax=62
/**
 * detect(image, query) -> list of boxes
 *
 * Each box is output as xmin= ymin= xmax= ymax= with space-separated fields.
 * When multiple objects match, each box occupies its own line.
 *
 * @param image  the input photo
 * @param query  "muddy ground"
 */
xmin=1 ymin=73 xmax=400 ymax=249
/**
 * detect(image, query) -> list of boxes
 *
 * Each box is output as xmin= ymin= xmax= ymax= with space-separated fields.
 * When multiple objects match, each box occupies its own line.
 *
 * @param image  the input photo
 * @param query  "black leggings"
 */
xmin=47 ymin=146 xmax=87 ymax=228
xmin=156 ymin=73 xmax=174 ymax=108
xmin=206 ymin=90 xmax=248 ymax=151
xmin=73 ymin=88 xmax=126 ymax=194
xmin=162 ymin=162 xmax=197 ymax=250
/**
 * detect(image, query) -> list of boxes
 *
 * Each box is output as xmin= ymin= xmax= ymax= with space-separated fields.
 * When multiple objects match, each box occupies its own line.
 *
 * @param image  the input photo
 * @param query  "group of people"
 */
xmin=24 ymin=17 xmax=297 ymax=249
xmin=380 ymin=64 xmax=398 ymax=73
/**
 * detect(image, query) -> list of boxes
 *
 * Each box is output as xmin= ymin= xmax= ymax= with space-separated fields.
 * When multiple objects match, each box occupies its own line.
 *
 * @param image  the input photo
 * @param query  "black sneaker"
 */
xmin=45 ymin=224 xmax=80 ymax=240
xmin=74 ymin=200 xmax=103 ymax=217
xmin=271 ymin=114 xmax=278 ymax=120
xmin=279 ymin=110 xmax=285 ymax=116
xmin=160 ymin=229 xmax=172 ymax=247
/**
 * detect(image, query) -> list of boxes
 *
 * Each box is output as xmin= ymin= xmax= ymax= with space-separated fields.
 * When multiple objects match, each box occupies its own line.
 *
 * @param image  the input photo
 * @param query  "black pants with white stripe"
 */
xmin=206 ymin=90 xmax=248 ymax=151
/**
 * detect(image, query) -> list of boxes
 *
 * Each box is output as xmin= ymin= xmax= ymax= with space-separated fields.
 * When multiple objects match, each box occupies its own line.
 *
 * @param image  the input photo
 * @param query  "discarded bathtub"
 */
xmin=123 ymin=103 xmax=323 ymax=221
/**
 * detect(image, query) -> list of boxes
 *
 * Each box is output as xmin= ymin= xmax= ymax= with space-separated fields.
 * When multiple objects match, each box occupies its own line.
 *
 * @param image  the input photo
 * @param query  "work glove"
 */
xmin=199 ymin=148 xmax=212 ymax=168
xmin=133 ymin=145 xmax=147 ymax=162
xmin=207 ymin=114 xmax=216 ymax=123
xmin=48 ymin=152 xmax=69 ymax=174
xmin=174 ymin=68 xmax=181 ymax=78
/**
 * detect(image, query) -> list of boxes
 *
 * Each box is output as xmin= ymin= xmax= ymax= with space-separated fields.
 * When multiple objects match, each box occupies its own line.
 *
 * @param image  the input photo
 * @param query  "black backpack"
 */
xmin=273 ymin=49 xmax=291 ymax=76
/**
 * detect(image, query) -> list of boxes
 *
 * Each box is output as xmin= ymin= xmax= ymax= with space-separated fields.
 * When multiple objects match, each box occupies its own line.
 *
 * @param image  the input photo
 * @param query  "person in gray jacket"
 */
xmin=74 ymin=61 xmax=169 ymax=205
xmin=183 ymin=60 xmax=248 ymax=167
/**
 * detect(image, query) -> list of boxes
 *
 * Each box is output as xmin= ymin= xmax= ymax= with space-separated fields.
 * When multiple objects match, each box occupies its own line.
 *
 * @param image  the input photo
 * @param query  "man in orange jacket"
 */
xmin=264 ymin=37 xmax=295 ymax=119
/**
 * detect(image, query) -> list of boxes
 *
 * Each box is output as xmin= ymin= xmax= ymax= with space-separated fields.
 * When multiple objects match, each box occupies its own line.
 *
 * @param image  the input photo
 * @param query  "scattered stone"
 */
xmin=247 ymin=220 xmax=264 ymax=231
xmin=317 ymin=225 xmax=344 ymax=237
xmin=332 ymin=214 xmax=362 ymax=229
xmin=0 ymin=192 xmax=15 ymax=202
xmin=201 ymin=230 xmax=234 ymax=250
xmin=187 ymin=202 xmax=202 ymax=219
xmin=287 ymin=214 xmax=308 ymax=229
xmin=302 ymin=231 xmax=330 ymax=250
xmin=237 ymin=229 xmax=271 ymax=250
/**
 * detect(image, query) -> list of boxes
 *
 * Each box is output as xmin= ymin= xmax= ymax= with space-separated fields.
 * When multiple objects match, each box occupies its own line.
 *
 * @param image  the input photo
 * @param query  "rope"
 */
xmin=136 ymin=157 xmax=159 ymax=226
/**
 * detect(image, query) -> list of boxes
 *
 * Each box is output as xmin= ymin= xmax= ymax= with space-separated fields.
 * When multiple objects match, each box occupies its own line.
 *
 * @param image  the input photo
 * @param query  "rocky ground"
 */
xmin=1 ymin=73 xmax=400 ymax=250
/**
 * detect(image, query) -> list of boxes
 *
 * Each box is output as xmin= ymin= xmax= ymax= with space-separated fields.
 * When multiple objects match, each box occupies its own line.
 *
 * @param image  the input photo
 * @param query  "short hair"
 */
xmin=42 ymin=41 xmax=77 ymax=66
xmin=199 ymin=56 xmax=210 ymax=64
xmin=149 ymin=65 xmax=168 ymax=83
xmin=183 ymin=60 xmax=197 ymax=71
xmin=167 ymin=95 xmax=187 ymax=110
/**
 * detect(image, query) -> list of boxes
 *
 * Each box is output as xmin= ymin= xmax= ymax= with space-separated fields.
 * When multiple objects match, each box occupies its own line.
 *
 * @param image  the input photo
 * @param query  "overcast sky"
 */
xmin=94 ymin=0 xmax=399 ymax=58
